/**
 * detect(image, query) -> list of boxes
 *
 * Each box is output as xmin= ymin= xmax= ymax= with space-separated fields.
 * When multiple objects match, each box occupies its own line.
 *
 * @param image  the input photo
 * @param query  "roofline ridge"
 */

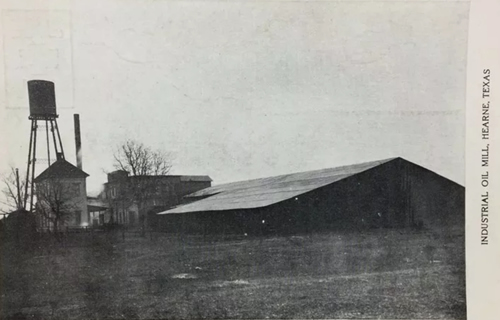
xmin=189 ymin=157 xmax=398 ymax=193
xmin=34 ymin=158 xmax=89 ymax=182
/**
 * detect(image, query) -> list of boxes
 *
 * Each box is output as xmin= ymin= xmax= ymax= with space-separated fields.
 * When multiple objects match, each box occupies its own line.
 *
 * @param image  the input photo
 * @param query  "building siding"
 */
xmin=101 ymin=172 xmax=211 ymax=226
xmin=35 ymin=177 xmax=89 ymax=230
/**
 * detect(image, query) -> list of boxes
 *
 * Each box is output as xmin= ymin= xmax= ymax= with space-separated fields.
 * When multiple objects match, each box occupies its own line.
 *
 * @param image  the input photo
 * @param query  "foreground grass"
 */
xmin=1 ymin=228 xmax=465 ymax=319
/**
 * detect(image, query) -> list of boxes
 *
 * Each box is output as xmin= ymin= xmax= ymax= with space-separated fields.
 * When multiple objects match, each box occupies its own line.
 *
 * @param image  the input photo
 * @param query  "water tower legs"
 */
xmin=24 ymin=118 xmax=65 ymax=212
xmin=23 ymin=120 xmax=35 ymax=211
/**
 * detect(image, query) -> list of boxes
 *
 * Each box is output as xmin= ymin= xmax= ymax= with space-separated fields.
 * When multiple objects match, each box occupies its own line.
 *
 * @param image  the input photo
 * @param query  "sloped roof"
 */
xmin=2 ymin=209 xmax=29 ymax=220
xmin=3 ymin=209 xmax=33 ymax=223
xmin=158 ymin=158 xmax=396 ymax=215
xmin=34 ymin=159 xmax=89 ymax=182
xmin=87 ymin=197 xmax=108 ymax=212
xmin=123 ymin=175 xmax=212 ymax=182
xmin=179 ymin=175 xmax=212 ymax=182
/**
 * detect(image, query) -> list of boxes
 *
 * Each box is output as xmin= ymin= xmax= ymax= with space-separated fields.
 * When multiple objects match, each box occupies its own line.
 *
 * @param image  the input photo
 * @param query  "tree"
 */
xmin=113 ymin=140 xmax=173 ymax=176
xmin=1 ymin=167 xmax=27 ymax=214
xmin=36 ymin=178 xmax=80 ymax=236
xmin=111 ymin=140 xmax=174 ymax=233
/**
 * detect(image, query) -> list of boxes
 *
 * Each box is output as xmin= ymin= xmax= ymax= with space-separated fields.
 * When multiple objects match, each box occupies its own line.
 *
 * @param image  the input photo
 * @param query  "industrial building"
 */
xmin=157 ymin=157 xmax=465 ymax=235
xmin=100 ymin=170 xmax=212 ymax=226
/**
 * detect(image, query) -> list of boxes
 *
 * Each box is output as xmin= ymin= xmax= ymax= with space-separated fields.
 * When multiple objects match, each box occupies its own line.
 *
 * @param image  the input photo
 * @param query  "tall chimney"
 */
xmin=74 ymin=114 xmax=82 ymax=170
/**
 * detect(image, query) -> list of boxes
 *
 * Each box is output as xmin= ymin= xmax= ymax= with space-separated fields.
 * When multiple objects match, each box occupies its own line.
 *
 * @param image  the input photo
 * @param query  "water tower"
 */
xmin=24 ymin=80 xmax=65 ymax=211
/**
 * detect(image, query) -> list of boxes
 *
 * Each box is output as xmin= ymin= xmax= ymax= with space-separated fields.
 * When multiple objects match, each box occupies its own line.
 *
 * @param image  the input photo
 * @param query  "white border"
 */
xmin=466 ymin=1 xmax=500 ymax=320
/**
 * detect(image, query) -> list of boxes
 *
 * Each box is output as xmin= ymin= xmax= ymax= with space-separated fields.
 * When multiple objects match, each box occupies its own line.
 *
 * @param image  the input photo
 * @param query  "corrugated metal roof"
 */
xmin=34 ymin=159 xmax=89 ymax=182
xmin=158 ymin=158 xmax=396 ymax=215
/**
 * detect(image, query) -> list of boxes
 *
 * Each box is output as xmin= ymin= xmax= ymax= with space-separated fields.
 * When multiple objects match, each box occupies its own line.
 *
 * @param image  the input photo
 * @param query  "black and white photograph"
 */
xmin=0 ymin=0 xmax=498 ymax=319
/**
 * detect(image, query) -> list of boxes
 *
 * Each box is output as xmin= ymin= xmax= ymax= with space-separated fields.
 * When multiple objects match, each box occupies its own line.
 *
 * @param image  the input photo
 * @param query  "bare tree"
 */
xmin=36 ymin=178 xmax=80 ymax=235
xmin=1 ymin=167 xmax=27 ymax=214
xmin=113 ymin=140 xmax=173 ymax=176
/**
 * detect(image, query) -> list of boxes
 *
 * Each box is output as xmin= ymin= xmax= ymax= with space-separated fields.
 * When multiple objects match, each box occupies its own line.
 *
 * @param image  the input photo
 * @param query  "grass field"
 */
xmin=1 ymin=228 xmax=465 ymax=319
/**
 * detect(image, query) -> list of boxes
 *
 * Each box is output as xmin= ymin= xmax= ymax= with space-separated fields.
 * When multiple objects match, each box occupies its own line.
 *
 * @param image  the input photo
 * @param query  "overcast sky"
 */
xmin=0 ymin=0 xmax=469 ymax=196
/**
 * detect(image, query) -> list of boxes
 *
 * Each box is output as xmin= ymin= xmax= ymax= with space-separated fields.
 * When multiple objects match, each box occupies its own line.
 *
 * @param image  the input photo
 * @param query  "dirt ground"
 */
xmin=0 ymin=228 xmax=466 ymax=319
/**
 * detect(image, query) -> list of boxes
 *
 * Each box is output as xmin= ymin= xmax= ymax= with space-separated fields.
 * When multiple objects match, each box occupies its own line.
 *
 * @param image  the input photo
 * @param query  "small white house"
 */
xmin=34 ymin=159 xmax=89 ymax=230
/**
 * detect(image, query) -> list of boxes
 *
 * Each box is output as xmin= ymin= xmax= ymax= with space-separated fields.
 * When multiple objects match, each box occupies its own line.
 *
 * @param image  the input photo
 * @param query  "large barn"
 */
xmin=156 ymin=157 xmax=464 ymax=235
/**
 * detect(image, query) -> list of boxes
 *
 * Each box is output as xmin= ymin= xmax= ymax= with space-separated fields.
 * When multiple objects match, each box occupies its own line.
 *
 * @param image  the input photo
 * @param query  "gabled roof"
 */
xmin=159 ymin=158 xmax=396 ymax=215
xmin=34 ymin=159 xmax=89 ymax=182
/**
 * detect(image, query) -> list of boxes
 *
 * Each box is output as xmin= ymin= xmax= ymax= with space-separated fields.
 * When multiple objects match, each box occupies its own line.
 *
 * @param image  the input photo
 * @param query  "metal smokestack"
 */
xmin=74 ymin=114 xmax=82 ymax=170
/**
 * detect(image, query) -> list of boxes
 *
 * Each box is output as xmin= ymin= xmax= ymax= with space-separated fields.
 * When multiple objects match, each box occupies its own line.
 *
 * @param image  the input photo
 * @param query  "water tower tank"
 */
xmin=27 ymin=80 xmax=57 ymax=119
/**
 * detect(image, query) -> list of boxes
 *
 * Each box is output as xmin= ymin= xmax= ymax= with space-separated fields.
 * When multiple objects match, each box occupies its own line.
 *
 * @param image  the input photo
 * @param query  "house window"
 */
xmin=75 ymin=210 xmax=82 ymax=226
xmin=72 ymin=183 xmax=80 ymax=196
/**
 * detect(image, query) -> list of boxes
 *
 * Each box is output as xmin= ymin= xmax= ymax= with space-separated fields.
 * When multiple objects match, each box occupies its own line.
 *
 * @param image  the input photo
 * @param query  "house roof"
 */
xmin=87 ymin=197 xmax=108 ymax=212
xmin=34 ymin=159 xmax=89 ymax=182
xmin=158 ymin=158 xmax=397 ymax=215
xmin=3 ymin=209 xmax=31 ymax=221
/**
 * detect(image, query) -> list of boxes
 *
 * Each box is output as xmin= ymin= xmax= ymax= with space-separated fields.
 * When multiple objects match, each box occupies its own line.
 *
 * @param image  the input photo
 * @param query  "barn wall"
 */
xmin=256 ymin=160 xmax=407 ymax=234
xmin=401 ymin=160 xmax=465 ymax=231
xmin=259 ymin=159 xmax=465 ymax=233
xmin=157 ymin=210 xmax=262 ymax=234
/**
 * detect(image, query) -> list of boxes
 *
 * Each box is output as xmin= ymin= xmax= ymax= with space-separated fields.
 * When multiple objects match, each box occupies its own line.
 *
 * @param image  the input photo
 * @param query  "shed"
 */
xmin=1 ymin=209 xmax=37 ymax=244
